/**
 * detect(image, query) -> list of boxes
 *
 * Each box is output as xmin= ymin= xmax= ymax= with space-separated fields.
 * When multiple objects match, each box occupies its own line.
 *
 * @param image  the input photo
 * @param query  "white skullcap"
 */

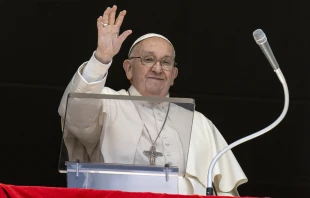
xmin=128 ymin=33 xmax=175 ymax=57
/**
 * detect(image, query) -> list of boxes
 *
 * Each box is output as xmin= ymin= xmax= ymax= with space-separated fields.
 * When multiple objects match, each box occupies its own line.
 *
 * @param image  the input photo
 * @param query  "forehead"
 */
xmin=135 ymin=37 xmax=174 ymax=57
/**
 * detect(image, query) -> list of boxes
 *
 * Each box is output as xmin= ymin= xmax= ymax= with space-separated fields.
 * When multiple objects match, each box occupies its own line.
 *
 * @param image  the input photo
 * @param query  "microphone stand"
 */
xmin=206 ymin=34 xmax=289 ymax=196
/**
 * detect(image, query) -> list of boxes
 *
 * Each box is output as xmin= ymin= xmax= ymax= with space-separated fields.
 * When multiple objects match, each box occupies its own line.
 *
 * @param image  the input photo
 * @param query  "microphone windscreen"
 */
xmin=253 ymin=29 xmax=267 ymax=44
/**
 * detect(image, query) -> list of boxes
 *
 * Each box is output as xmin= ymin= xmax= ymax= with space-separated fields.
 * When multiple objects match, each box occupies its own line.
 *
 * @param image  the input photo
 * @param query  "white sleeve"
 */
xmin=81 ymin=51 xmax=112 ymax=83
xmin=58 ymin=52 xmax=112 ymax=160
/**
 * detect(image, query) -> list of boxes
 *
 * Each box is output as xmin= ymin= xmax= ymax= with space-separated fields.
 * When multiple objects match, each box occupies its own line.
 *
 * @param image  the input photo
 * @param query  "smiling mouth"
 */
xmin=147 ymin=77 xmax=164 ymax=80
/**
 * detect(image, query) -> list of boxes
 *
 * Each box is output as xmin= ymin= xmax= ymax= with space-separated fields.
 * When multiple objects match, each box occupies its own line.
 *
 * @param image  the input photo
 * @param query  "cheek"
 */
xmin=164 ymin=72 xmax=173 ymax=82
xmin=133 ymin=66 xmax=148 ymax=81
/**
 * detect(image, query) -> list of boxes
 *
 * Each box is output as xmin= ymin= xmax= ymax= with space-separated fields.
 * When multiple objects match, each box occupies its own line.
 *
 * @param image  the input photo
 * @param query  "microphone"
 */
xmin=206 ymin=29 xmax=289 ymax=195
xmin=253 ymin=29 xmax=279 ymax=70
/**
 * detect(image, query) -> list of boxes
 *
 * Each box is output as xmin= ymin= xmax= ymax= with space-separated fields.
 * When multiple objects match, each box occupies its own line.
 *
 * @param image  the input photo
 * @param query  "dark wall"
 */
xmin=1 ymin=0 xmax=309 ymax=197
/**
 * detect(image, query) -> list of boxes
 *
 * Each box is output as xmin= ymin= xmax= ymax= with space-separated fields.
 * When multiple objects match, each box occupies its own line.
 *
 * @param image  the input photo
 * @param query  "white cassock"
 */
xmin=58 ymin=53 xmax=248 ymax=196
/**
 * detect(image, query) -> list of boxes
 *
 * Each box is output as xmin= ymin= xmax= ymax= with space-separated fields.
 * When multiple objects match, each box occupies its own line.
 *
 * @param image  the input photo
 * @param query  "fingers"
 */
xmin=97 ymin=16 xmax=104 ymax=34
xmin=99 ymin=5 xmax=128 ymax=37
xmin=101 ymin=5 xmax=127 ymax=28
xmin=109 ymin=5 xmax=117 ymax=25
xmin=115 ymin=10 xmax=127 ymax=27
xmin=118 ymin=30 xmax=132 ymax=44
xmin=102 ymin=7 xmax=111 ymax=25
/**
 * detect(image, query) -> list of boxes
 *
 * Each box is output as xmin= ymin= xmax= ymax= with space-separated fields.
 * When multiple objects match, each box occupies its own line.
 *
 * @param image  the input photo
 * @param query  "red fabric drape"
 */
xmin=0 ymin=183 xmax=255 ymax=198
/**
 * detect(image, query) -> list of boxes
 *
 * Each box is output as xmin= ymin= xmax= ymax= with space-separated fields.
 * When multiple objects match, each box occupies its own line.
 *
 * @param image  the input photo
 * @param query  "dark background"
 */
xmin=0 ymin=0 xmax=309 ymax=197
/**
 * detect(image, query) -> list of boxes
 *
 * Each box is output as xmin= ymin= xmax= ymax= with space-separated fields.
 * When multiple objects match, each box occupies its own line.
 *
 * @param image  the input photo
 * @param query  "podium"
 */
xmin=58 ymin=92 xmax=195 ymax=194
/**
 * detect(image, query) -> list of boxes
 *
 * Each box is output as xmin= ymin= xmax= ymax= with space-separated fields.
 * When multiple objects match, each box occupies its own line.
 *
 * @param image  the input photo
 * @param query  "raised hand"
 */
xmin=95 ymin=5 xmax=132 ymax=64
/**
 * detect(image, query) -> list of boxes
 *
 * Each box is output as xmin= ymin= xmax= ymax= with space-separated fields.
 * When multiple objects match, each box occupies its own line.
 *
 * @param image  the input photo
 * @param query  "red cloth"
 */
xmin=0 ymin=183 xmax=255 ymax=198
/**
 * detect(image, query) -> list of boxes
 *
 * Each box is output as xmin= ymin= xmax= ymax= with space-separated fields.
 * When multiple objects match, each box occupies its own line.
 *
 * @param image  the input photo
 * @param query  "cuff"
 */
xmin=81 ymin=51 xmax=112 ymax=82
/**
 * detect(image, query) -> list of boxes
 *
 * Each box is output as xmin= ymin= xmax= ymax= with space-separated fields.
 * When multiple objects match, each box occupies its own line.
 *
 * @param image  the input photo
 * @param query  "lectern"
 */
xmin=58 ymin=92 xmax=195 ymax=194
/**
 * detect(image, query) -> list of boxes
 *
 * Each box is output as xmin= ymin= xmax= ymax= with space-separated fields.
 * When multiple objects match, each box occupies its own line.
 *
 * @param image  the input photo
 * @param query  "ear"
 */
xmin=171 ymin=67 xmax=178 ymax=85
xmin=123 ymin=59 xmax=133 ymax=81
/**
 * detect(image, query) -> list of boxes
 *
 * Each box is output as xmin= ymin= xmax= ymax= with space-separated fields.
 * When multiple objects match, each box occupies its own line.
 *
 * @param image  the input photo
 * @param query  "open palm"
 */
xmin=95 ymin=5 xmax=132 ymax=64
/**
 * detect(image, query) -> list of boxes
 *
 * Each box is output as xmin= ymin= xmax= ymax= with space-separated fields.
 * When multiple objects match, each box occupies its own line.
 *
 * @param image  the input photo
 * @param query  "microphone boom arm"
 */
xmin=206 ymin=68 xmax=289 ymax=195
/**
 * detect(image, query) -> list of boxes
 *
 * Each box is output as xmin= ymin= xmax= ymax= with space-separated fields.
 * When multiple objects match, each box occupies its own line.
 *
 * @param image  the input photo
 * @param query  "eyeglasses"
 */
xmin=129 ymin=55 xmax=177 ymax=71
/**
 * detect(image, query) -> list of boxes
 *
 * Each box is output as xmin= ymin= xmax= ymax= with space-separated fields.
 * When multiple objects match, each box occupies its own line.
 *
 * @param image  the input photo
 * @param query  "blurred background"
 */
xmin=0 ymin=0 xmax=309 ymax=197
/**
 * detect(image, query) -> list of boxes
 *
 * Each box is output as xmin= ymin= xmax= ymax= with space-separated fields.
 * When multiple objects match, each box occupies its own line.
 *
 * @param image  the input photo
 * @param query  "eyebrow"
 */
xmin=142 ymin=51 xmax=173 ymax=58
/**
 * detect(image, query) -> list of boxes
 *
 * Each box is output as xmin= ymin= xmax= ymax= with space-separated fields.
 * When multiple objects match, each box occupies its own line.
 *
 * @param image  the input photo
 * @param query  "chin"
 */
xmin=145 ymin=87 xmax=160 ymax=95
xmin=146 ymin=87 xmax=167 ymax=97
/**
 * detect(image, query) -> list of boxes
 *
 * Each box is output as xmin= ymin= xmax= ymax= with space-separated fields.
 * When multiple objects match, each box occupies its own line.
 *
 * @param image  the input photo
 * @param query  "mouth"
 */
xmin=147 ymin=77 xmax=164 ymax=80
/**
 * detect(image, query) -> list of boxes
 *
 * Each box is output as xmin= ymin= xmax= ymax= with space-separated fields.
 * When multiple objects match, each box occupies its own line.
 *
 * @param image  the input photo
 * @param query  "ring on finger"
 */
xmin=101 ymin=22 xmax=108 ymax=27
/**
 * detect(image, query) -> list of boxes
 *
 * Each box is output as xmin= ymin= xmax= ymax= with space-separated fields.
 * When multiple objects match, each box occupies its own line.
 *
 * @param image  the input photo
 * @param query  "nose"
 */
xmin=151 ymin=61 xmax=162 ymax=73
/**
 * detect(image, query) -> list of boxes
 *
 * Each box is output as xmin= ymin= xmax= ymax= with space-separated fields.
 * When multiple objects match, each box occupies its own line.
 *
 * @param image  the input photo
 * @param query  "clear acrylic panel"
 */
xmin=65 ymin=162 xmax=179 ymax=193
xmin=58 ymin=92 xmax=195 ymax=177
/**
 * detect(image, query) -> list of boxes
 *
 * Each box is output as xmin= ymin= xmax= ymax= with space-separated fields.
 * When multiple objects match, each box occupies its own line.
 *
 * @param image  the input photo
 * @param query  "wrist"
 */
xmin=94 ymin=50 xmax=112 ymax=64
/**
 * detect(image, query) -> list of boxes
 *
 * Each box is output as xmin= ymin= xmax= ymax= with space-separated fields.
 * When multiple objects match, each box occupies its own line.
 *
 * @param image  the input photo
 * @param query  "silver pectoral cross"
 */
xmin=143 ymin=145 xmax=163 ymax=165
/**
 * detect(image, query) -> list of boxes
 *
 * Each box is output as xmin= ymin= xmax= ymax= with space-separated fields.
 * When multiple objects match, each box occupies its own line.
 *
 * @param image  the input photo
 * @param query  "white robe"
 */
xmin=58 ymin=54 xmax=248 ymax=196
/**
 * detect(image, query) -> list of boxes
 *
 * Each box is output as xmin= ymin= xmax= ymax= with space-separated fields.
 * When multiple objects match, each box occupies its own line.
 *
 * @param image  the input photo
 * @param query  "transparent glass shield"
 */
xmin=65 ymin=162 xmax=179 ymax=193
xmin=58 ymin=92 xmax=195 ymax=177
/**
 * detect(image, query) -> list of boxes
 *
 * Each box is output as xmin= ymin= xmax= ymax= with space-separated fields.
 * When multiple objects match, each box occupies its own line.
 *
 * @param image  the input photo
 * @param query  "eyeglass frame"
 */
xmin=128 ymin=55 xmax=177 ymax=71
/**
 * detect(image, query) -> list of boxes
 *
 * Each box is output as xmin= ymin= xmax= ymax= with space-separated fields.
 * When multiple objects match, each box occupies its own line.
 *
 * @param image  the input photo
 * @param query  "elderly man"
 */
xmin=58 ymin=5 xmax=247 ymax=196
